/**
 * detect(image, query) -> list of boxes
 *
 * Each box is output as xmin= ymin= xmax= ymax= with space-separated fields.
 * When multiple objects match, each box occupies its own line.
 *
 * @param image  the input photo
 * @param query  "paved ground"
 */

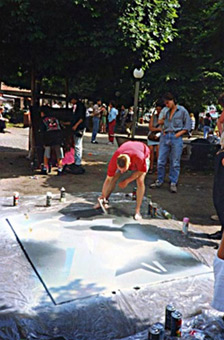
xmin=0 ymin=126 xmax=222 ymax=340
xmin=0 ymin=126 xmax=220 ymax=235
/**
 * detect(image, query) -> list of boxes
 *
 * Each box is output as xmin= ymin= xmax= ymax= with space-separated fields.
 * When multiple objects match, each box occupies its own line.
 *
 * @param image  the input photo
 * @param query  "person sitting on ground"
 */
xmin=107 ymin=101 xmax=118 ymax=144
xmin=40 ymin=107 xmax=64 ymax=175
xmin=147 ymin=100 xmax=163 ymax=174
xmin=208 ymin=133 xmax=224 ymax=240
xmin=95 ymin=141 xmax=150 ymax=220
xmin=211 ymin=233 xmax=224 ymax=312
xmin=0 ymin=107 xmax=9 ymax=133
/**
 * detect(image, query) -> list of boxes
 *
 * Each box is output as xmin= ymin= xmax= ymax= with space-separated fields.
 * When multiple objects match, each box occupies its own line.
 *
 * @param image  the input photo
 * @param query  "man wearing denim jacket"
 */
xmin=150 ymin=92 xmax=191 ymax=193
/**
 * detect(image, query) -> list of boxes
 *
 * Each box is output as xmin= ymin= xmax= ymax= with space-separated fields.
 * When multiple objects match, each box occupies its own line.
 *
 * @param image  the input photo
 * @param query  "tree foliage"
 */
xmin=143 ymin=0 xmax=224 ymax=113
xmin=0 ymin=0 xmax=179 ymax=102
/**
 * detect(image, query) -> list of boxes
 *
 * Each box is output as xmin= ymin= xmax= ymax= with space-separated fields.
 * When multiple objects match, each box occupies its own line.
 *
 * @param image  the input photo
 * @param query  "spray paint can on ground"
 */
xmin=148 ymin=325 xmax=160 ymax=340
xmin=46 ymin=192 xmax=52 ymax=207
xmin=165 ymin=304 xmax=176 ymax=330
xmin=153 ymin=323 xmax=165 ymax=340
xmin=163 ymin=210 xmax=172 ymax=219
xmin=132 ymin=187 xmax=137 ymax=200
xmin=148 ymin=195 xmax=153 ymax=216
xmin=60 ymin=187 xmax=66 ymax=202
xmin=152 ymin=203 xmax=158 ymax=217
xmin=171 ymin=310 xmax=182 ymax=337
xmin=182 ymin=217 xmax=189 ymax=235
xmin=13 ymin=192 xmax=19 ymax=206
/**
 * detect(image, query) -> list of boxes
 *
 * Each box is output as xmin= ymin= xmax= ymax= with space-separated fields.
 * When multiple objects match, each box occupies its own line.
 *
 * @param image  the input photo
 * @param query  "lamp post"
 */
xmin=131 ymin=68 xmax=144 ymax=138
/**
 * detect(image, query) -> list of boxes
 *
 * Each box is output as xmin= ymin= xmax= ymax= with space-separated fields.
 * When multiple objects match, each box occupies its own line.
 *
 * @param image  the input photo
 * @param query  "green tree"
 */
xmin=143 ymin=0 xmax=224 ymax=113
xmin=0 ymin=0 xmax=179 ymax=102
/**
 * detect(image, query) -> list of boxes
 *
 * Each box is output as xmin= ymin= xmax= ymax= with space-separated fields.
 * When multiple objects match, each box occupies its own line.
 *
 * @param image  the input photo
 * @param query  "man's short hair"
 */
xmin=163 ymin=92 xmax=177 ymax=104
xmin=117 ymin=154 xmax=128 ymax=168
xmin=69 ymin=93 xmax=79 ymax=101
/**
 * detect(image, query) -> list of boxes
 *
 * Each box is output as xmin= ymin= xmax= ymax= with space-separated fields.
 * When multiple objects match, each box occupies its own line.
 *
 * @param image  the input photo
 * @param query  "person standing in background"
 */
xmin=107 ymin=101 xmax=118 ymax=144
xmin=70 ymin=94 xmax=86 ymax=167
xmin=150 ymin=92 xmax=191 ymax=193
xmin=91 ymin=99 xmax=102 ymax=144
xmin=203 ymin=113 xmax=211 ymax=139
xmin=217 ymin=93 xmax=224 ymax=138
xmin=147 ymin=100 xmax=163 ymax=174
xmin=100 ymin=104 xmax=107 ymax=133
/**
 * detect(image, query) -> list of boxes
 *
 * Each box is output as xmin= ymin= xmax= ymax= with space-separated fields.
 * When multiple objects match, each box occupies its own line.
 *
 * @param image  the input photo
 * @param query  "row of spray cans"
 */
xmin=12 ymin=188 xmax=66 ymax=207
xmin=147 ymin=195 xmax=172 ymax=219
xmin=46 ymin=187 xmax=66 ymax=206
xmin=148 ymin=304 xmax=182 ymax=339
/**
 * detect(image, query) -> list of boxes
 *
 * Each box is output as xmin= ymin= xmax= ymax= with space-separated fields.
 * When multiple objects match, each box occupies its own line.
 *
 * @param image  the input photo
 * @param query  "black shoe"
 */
xmin=40 ymin=168 xmax=47 ymax=175
xmin=208 ymin=231 xmax=223 ymax=240
xmin=57 ymin=169 xmax=63 ymax=176
xmin=91 ymin=140 xmax=98 ymax=144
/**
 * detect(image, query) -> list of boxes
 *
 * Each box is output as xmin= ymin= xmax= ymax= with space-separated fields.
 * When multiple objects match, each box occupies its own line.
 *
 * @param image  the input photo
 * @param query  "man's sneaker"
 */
xmin=170 ymin=183 xmax=177 ymax=193
xmin=150 ymin=180 xmax=163 ymax=189
xmin=91 ymin=140 xmax=98 ymax=144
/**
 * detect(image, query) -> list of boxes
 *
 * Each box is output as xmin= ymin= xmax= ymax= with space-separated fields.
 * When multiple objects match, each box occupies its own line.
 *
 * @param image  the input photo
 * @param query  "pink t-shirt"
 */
xmin=107 ymin=141 xmax=150 ymax=177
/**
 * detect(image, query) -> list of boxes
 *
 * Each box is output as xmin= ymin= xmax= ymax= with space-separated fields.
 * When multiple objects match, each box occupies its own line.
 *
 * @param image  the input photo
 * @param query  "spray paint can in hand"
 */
xmin=171 ymin=310 xmax=182 ymax=337
xmin=13 ymin=192 xmax=19 ymax=206
xmin=132 ymin=186 xmax=137 ymax=200
xmin=182 ymin=217 xmax=189 ymax=235
xmin=46 ymin=192 xmax=52 ymax=207
xmin=165 ymin=304 xmax=176 ymax=330
xmin=60 ymin=187 xmax=66 ymax=202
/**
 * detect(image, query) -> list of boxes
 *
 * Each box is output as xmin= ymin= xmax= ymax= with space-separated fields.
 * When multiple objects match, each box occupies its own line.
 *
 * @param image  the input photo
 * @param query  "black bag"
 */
xmin=74 ymin=130 xmax=84 ymax=138
xmin=147 ymin=131 xmax=161 ymax=141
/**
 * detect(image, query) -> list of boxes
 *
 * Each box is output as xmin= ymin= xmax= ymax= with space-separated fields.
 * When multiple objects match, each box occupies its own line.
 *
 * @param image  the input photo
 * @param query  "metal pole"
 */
xmin=131 ymin=80 xmax=140 ymax=139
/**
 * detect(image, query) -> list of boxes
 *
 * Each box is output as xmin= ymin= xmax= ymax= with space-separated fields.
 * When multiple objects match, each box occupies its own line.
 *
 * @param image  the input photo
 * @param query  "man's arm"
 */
xmin=72 ymin=118 xmax=83 ymax=131
xmin=119 ymin=171 xmax=144 ymax=189
xmin=175 ymin=109 xmax=191 ymax=138
xmin=102 ymin=176 xmax=114 ymax=198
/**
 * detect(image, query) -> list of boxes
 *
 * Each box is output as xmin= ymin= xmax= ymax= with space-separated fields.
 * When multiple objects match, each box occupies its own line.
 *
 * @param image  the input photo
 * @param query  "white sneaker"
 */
xmin=134 ymin=213 xmax=142 ymax=221
xmin=107 ymin=142 xmax=113 ymax=145
xmin=170 ymin=183 xmax=177 ymax=193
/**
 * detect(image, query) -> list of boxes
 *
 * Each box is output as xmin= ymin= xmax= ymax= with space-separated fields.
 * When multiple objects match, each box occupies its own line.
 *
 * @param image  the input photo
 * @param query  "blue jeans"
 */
xmin=74 ymin=130 xmax=85 ymax=165
xmin=91 ymin=117 xmax=100 ymax=142
xmin=157 ymin=133 xmax=183 ymax=184
xmin=203 ymin=126 xmax=210 ymax=139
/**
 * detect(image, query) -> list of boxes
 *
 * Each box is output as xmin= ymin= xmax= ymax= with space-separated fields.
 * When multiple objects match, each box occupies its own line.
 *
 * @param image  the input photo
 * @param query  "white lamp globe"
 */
xmin=133 ymin=68 xmax=144 ymax=79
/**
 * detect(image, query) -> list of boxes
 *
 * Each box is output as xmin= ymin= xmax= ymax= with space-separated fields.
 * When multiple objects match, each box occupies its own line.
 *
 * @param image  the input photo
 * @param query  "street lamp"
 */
xmin=131 ymin=68 xmax=144 ymax=138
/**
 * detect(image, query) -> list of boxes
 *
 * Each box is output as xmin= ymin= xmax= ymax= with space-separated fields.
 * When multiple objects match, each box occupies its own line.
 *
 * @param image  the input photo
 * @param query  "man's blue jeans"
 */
xmin=203 ymin=126 xmax=210 ymax=139
xmin=91 ymin=117 xmax=100 ymax=142
xmin=157 ymin=132 xmax=183 ymax=184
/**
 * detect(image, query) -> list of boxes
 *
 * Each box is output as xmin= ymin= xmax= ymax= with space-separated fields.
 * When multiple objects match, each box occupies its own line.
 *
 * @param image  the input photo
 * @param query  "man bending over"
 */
xmin=95 ymin=141 xmax=150 ymax=220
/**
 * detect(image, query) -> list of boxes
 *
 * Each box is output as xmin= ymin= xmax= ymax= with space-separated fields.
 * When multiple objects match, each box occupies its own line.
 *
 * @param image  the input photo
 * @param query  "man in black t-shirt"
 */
xmin=70 ymin=94 xmax=86 ymax=166
xmin=40 ymin=108 xmax=64 ymax=175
